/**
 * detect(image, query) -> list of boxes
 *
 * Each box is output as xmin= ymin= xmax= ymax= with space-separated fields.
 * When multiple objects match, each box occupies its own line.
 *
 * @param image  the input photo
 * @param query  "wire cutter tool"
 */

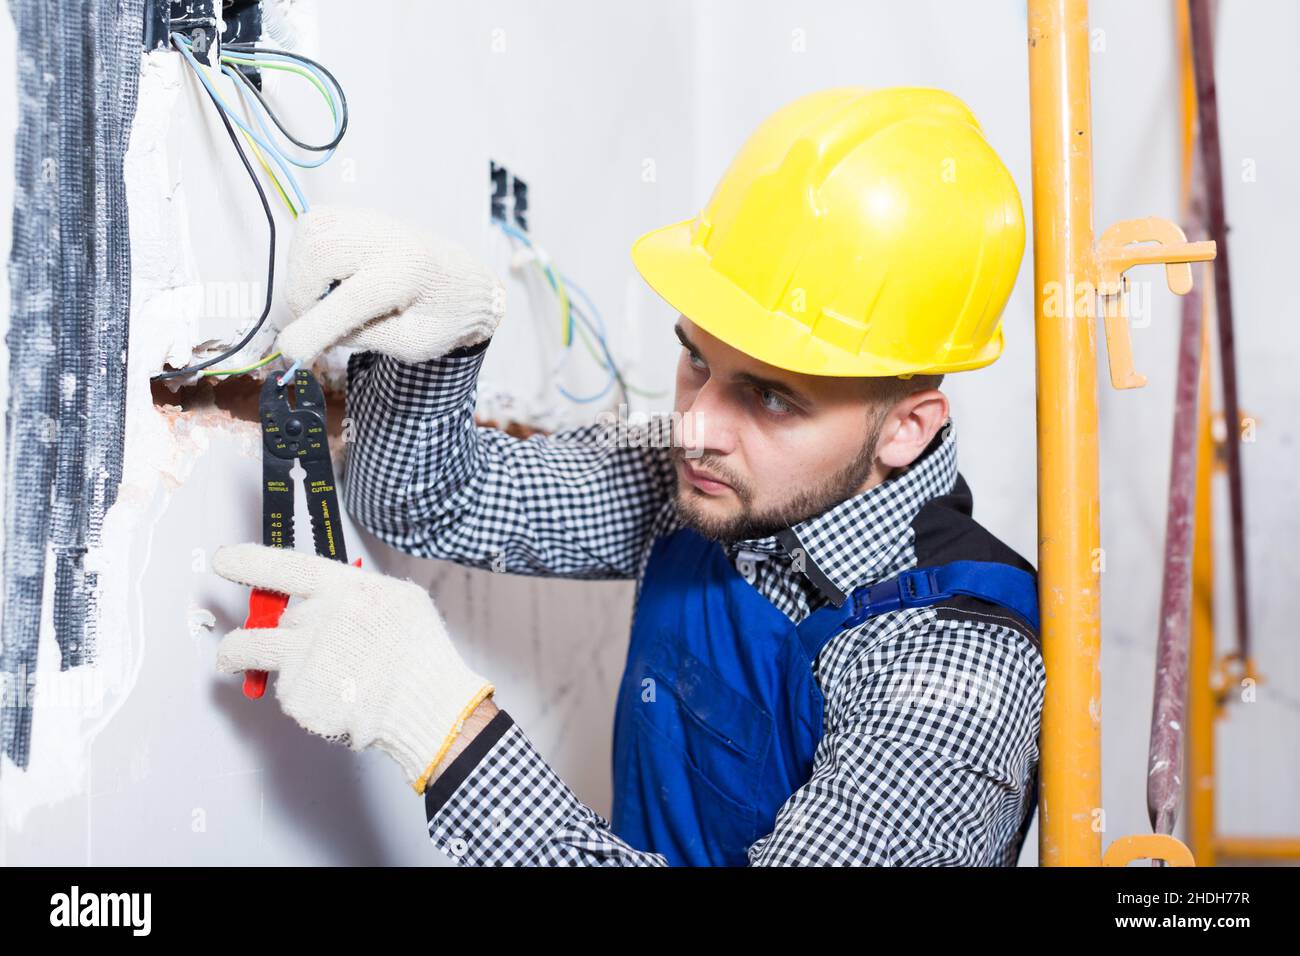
xmin=241 ymin=368 xmax=355 ymax=699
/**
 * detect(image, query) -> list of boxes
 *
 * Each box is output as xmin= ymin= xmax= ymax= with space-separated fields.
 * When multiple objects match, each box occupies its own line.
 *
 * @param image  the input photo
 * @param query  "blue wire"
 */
xmin=220 ymin=46 xmax=343 ymax=103
xmin=558 ymin=379 xmax=616 ymax=404
xmin=554 ymin=301 xmax=623 ymax=403
xmin=497 ymin=220 xmax=633 ymax=403
xmin=497 ymin=220 xmax=579 ymax=349
xmin=170 ymin=34 xmax=312 ymax=212
xmin=223 ymin=64 xmax=336 ymax=169
xmin=220 ymin=48 xmax=344 ymax=150
xmin=221 ymin=58 xmax=340 ymax=169
xmin=562 ymin=273 xmax=667 ymax=399
xmin=561 ymin=278 xmax=623 ymax=382
xmin=221 ymin=48 xmax=344 ymax=127
xmin=496 ymin=219 xmax=531 ymax=248
xmin=497 ymin=221 xmax=564 ymax=297
xmin=557 ymin=351 xmax=617 ymax=402
xmin=498 ymin=220 xmax=621 ymax=395
xmin=277 ymin=358 xmax=301 ymax=386
xmin=560 ymin=272 xmax=610 ymax=340
xmin=570 ymin=305 xmax=623 ymax=387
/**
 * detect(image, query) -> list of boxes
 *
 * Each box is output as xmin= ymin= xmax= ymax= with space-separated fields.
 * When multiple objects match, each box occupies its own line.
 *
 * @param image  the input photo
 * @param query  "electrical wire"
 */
xmin=221 ymin=56 xmax=340 ymax=161
xmin=536 ymin=267 xmax=624 ymax=403
xmin=153 ymin=36 xmax=276 ymax=381
xmin=202 ymin=351 xmax=282 ymax=377
xmin=222 ymin=63 xmax=339 ymax=169
xmin=223 ymin=43 xmax=348 ymax=92
xmin=170 ymin=34 xmax=312 ymax=211
xmin=238 ymin=122 xmax=298 ymax=217
xmin=159 ymin=37 xmax=352 ymax=379
xmin=277 ymin=358 xmax=302 ymax=386
xmin=518 ymin=245 xmax=613 ymax=397
xmin=220 ymin=45 xmax=349 ymax=152
xmin=226 ymin=54 xmax=337 ymax=115
xmin=562 ymin=272 xmax=665 ymax=398
xmin=495 ymin=218 xmax=666 ymax=404
xmin=497 ymin=220 xmax=573 ymax=345
xmin=229 ymin=73 xmax=301 ymax=215
xmin=557 ymin=301 xmax=619 ymax=404
xmin=225 ymin=62 xmax=336 ymax=155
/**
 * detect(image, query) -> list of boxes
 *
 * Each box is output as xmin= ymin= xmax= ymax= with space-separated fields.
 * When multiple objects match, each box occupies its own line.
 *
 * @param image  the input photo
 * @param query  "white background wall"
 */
xmin=0 ymin=0 xmax=1295 ymax=866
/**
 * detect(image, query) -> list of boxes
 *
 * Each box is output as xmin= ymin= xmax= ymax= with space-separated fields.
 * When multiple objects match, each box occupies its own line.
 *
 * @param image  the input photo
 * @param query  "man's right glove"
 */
xmin=277 ymin=205 xmax=507 ymax=364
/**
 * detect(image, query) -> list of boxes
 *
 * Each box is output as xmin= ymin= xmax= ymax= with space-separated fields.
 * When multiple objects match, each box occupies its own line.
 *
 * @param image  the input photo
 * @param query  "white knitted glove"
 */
xmin=277 ymin=205 xmax=507 ymax=363
xmin=212 ymin=543 xmax=495 ymax=793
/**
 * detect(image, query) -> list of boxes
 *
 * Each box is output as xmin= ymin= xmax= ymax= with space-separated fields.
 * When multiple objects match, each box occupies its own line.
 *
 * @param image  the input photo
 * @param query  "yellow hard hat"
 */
xmin=631 ymin=87 xmax=1025 ymax=377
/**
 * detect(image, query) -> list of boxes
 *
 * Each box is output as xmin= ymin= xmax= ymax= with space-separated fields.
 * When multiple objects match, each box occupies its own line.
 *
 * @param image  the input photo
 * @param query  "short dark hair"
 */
xmin=861 ymin=373 xmax=944 ymax=408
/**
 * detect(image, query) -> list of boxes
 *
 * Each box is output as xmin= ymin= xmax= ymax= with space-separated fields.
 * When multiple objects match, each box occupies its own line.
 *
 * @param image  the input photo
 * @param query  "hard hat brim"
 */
xmin=631 ymin=219 xmax=1004 ymax=378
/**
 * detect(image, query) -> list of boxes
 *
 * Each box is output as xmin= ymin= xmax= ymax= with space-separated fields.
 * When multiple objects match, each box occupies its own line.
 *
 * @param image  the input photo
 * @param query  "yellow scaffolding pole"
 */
xmin=1028 ymin=0 xmax=1215 ymax=867
xmin=1027 ymin=0 xmax=1103 ymax=867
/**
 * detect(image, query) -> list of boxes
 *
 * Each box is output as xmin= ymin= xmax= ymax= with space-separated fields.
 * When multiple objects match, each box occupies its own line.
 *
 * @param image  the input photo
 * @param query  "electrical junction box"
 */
xmin=490 ymin=160 xmax=529 ymax=231
xmin=142 ymin=0 xmax=262 ymax=83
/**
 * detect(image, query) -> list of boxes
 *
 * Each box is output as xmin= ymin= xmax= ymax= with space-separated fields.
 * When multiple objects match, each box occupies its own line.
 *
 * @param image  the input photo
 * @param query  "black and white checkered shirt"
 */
xmin=344 ymin=343 xmax=1045 ymax=866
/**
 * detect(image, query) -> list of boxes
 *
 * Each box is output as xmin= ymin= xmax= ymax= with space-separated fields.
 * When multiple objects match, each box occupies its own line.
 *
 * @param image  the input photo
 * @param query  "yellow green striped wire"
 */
xmin=219 ymin=54 xmax=338 ymax=121
xmin=202 ymin=351 xmax=282 ymax=377
xmin=240 ymin=127 xmax=298 ymax=217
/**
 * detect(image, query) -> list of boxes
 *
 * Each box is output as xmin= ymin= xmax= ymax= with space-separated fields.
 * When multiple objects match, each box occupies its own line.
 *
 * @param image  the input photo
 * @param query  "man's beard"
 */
xmin=672 ymin=411 xmax=887 ymax=543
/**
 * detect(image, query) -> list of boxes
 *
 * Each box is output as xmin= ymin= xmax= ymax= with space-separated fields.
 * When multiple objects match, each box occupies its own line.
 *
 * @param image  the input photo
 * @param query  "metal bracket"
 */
xmin=1094 ymin=217 xmax=1216 ymax=389
xmin=143 ymin=1 xmax=264 ymax=87
xmin=1102 ymin=833 xmax=1196 ymax=866
xmin=143 ymin=0 xmax=218 ymax=62
xmin=1210 ymin=651 xmax=1261 ymax=711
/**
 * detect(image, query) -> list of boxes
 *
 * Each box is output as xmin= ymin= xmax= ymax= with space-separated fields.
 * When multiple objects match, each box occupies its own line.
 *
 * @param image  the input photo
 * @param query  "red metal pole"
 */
xmin=1188 ymin=0 xmax=1250 ymax=661
xmin=1147 ymin=243 xmax=1203 ymax=836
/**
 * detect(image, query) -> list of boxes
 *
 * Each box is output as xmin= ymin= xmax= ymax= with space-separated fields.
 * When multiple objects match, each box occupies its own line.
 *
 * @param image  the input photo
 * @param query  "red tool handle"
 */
xmin=241 ymin=557 xmax=362 ymax=699
xmin=240 ymin=588 xmax=289 ymax=699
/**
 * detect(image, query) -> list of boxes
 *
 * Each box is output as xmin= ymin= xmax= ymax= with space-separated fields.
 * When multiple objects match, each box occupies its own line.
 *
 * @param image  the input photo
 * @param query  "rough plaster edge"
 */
xmin=0 ymin=49 xmax=263 ymax=828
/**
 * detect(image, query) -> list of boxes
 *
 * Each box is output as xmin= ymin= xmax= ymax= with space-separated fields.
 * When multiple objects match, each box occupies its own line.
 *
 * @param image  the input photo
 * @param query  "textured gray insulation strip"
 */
xmin=2 ymin=0 xmax=143 ymax=769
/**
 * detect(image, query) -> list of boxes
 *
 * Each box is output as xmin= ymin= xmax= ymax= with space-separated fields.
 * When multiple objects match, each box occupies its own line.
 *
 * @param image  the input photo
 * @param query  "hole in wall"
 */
xmin=150 ymin=374 xmax=350 ymax=444
xmin=150 ymin=375 xmax=551 ymax=442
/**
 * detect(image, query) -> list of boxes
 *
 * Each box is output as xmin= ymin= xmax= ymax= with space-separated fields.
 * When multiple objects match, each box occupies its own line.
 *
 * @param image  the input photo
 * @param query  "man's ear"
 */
xmin=875 ymin=390 xmax=950 ymax=471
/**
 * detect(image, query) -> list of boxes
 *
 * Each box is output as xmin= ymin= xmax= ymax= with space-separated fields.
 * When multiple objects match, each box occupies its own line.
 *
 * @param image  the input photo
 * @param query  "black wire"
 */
xmin=223 ymin=43 xmax=349 ymax=151
xmin=153 ymin=42 xmax=276 ymax=381
xmin=228 ymin=64 xmax=344 ymax=152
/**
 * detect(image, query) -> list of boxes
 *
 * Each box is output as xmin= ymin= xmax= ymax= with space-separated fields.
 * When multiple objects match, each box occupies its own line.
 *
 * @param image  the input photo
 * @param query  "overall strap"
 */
xmin=797 ymin=560 xmax=1039 ymax=662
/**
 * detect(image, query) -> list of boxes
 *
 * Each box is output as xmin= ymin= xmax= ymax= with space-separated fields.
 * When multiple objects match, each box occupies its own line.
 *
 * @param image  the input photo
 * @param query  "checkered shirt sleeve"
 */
xmin=343 ymin=345 xmax=677 ymax=579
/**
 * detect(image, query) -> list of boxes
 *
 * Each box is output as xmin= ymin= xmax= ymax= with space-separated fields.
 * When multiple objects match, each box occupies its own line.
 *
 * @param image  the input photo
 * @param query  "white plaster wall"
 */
xmin=1 ymin=0 xmax=1295 ymax=865
xmin=0 ymin=0 xmax=694 ymax=865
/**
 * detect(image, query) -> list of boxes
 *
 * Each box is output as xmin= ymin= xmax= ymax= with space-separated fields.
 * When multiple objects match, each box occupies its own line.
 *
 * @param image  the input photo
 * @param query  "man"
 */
xmin=214 ymin=86 xmax=1045 ymax=866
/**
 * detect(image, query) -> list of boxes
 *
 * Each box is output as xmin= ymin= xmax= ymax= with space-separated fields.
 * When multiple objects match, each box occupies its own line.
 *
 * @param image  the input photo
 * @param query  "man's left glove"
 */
xmin=212 ymin=543 xmax=495 ymax=793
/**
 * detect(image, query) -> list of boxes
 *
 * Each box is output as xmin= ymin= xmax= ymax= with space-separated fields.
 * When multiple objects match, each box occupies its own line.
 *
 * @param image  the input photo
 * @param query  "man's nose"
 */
xmin=678 ymin=379 xmax=737 ymax=458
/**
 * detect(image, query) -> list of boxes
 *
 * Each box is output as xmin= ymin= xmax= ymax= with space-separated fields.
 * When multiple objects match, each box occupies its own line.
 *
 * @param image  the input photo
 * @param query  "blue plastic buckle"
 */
xmin=850 ymin=567 xmax=945 ymax=624
xmin=897 ymin=567 xmax=942 ymax=607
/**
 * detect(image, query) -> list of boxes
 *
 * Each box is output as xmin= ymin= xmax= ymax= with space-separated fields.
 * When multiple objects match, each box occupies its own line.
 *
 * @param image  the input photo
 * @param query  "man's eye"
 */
xmin=687 ymin=350 xmax=708 ymax=371
xmin=759 ymin=388 xmax=792 ymax=414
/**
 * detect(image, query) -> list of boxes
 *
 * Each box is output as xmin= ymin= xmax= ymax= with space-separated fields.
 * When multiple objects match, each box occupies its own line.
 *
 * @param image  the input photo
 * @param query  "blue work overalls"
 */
xmin=610 ymin=526 xmax=1039 ymax=866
